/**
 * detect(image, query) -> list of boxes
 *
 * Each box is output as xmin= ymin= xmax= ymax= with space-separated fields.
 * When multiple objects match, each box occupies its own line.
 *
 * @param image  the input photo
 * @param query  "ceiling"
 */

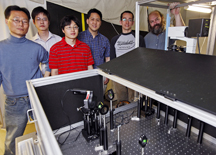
xmin=138 ymin=0 xmax=215 ymax=8
xmin=159 ymin=0 xmax=200 ymax=3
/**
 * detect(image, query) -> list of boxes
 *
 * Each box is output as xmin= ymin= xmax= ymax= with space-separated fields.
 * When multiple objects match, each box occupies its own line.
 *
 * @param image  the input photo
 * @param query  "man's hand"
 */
xmin=88 ymin=65 xmax=93 ymax=70
xmin=169 ymin=2 xmax=180 ymax=15
xmin=104 ymin=78 xmax=109 ymax=85
xmin=43 ymin=71 xmax=51 ymax=77
xmin=169 ymin=2 xmax=185 ymax=26
xmin=51 ymin=69 xmax=58 ymax=76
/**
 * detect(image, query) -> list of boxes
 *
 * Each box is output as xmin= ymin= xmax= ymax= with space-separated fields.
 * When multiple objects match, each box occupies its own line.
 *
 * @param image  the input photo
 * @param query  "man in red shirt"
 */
xmin=49 ymin=15 xmax=94 ymax=75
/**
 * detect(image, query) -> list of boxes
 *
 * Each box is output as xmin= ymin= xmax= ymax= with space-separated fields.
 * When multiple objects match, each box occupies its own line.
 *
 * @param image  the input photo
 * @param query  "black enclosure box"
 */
xmin=187 ymin=18 xmax=210 ymax=37
xmin=31 ymin=70 xmax=104 ymax=130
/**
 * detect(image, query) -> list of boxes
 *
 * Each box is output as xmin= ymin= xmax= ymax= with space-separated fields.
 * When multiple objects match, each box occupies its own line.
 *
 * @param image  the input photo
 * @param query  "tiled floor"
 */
xmin=0 ymin=123 xmax=36 ymax=155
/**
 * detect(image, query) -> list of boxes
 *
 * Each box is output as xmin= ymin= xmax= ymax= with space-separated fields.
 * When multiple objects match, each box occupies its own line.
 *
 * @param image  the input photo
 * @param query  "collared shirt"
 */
xmin=32 ymin=31 xmax=61 ymax=74
xmin=78 ymin=29 xmax=110 ymax=69
xmin=49 ymin=37 xmax=94 ymax=75
xmin=144 ymin=30 xmax=175 ymax=50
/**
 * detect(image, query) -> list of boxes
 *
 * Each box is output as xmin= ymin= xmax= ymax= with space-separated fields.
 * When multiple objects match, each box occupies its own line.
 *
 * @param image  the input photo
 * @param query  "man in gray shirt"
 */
xmin=144 ymin=2 xmax=185 ymax=50
xmin=110 ymin=10 xmax=145 ymax=59
xmin=109 ymin=11 xmax=145 ymax=103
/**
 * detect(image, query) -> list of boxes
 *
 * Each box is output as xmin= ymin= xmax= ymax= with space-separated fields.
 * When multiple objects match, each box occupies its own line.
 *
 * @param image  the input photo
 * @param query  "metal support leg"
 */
xmin=87 ymin=115 xmax=91 ymax=135
xmin=197 ymin=121 xmax=205 ymax=144
xmin=99 ymin=127 xmax=104 ymax=146
xmin=103 ymin=116 xmax=108 ymax=151
xmin=144 ymin=96 xmax=148 ymax=112
xmin=149 ymin=98 xmax=152 ymax=109
xmin=141 ymin=148 xmax=144 ymax=155
xmin=116 ymin=126 xmax=121 ymax=155
xmin=164 ymin=105 xmax=169 ymax=125
xmin=137 ymin=93 xmax=141 ymax=118
xmin=168 ymin=109 xmax=178 ymax=134
xmin=173 ymin=110 xmax=178 ymax=128
xmin=156 ymin=102 xmax=161 ymax=119
xmin=110 ymin=100 xmax=114 ymax=131
xmin=140 ymin=95 xmax=143 ymax=109
xmin=186 ymin=116 xmax=192 ymax=138
xmin=99 ymin=113 xmax=103 ymax=146
xmin=131 ymin=93 xmax=141 ymax=121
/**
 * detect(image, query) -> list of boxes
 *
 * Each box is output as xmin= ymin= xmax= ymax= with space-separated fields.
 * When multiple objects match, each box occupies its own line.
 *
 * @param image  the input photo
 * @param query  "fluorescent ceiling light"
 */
xmin=212 ymin=1 xmax=216 ymax=5
xmin=185 ymin=5 xmax=212 ymax=13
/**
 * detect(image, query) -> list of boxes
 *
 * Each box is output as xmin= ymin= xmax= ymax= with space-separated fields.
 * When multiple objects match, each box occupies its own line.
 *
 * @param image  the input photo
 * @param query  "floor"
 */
xmin=0 ymin=122 xmax=36 ymax=155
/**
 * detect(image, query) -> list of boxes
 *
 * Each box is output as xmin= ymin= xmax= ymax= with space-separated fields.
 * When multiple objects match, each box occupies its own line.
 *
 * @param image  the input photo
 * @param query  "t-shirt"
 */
xmin=110 ymin=31 xmax=145 ymax=59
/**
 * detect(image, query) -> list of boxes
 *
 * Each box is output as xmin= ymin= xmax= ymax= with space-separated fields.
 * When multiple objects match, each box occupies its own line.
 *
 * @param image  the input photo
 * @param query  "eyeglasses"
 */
xmin=36 ymin=17 xmax=48 ymax=22
xmin=65 ymin=26 xmax=79 ymax=30
xmin=122 ymin=18 xmax=133 ymax=22
xmin=10 ymin=18 xmax=29 ymax=25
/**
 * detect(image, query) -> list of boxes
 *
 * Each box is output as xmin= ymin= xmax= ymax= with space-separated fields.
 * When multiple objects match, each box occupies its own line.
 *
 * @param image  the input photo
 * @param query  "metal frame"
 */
xmin=30 ymin=69 xmax=100 ymax=87
xmin=206 ymin=6 xmax=216 ymax=55
xmin=26 ymin=81 xmax=62 ymax=155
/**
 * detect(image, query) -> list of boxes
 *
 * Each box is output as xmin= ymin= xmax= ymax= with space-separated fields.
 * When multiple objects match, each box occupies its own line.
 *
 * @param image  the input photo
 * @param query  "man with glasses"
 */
xmin=110 ymin=11 xmax=145 ymax=59
xmin=31 ymin=6 xmax=61 ymax=77
xmin=109 ymin=11 xmax=145 ymax=103
xmin=0 ymin=5 xmax=49 ymax=155
xmin=144 ymin=2 xmax=185 ymax=50
xmin=49 ymin=15 xmax=94 ymax=75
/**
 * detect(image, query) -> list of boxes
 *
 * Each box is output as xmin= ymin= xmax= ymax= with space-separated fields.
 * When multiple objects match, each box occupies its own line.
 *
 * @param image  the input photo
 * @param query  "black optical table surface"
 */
xmin=98 ymin=47 xmax=216 ymax=115
xmin=60 ymin=106 xmax=216 ymax=155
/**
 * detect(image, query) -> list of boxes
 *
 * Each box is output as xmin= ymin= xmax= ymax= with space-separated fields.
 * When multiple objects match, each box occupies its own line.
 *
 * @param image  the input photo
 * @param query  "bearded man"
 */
xmin=144 ymin=2 xmax=185 ymax=50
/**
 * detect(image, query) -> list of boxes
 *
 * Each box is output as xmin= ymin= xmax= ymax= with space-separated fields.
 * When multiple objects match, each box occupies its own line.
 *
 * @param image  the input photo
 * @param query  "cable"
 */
xmin=197 ymin=33 xmax=201 ymax=54
xmin=57 ymin=127 xmax=82 ymax=146
xmin=113 ymin=110 xmax=135 ymax=127
xmin=58 ymin=89 xmax=73 ymax=145
xmin=61 ymin=129 xmax=83 ymax=146
xmin=111 ymin=23 xmax=119 ymax=35
xmin=200 ymin=37 xmax=207 ymax=52
xmin=74 ymin=130 xmax=82 ymax=142
xmin=53 ymin=122 xmax=69 ymax=135
xmin=57 ymin=127 xmax=75 ymax=145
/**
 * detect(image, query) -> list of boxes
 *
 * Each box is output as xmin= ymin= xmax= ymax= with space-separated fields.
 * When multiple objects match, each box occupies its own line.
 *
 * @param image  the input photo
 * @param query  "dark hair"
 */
xmin=60 ymin=15 xmax=80 ymax=30
xmin=4 ymin=5 xmax=30 ymax=20
xmin=147 ymin=10 xmax=165 ymax=31
xmin=120 ymin=11 xmax=134 ymax=21
xmin=87 ymin=8 xmax=102 ymax=20
xmin=31 ymin=6 xmax=50 ymax=21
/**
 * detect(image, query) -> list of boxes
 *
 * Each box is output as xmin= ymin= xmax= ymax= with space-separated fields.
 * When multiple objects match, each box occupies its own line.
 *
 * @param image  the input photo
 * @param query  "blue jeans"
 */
xmin=4 ymin=96 xmax=31 ymax=155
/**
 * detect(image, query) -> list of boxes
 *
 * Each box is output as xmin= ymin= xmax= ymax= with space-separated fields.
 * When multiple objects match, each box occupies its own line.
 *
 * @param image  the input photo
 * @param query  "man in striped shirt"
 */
xmin=49 ymin=15 xmax=94 ymax=75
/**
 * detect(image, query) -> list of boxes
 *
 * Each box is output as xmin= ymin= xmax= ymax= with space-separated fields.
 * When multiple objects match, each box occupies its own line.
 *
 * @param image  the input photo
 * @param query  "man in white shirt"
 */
xmin=31 ymin=6 xmax=61 ymax=77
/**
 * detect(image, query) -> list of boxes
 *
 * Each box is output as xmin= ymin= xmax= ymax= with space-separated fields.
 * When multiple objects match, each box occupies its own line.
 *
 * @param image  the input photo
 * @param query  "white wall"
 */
xmin=0 ymin=0 xmax=46 ymax=128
